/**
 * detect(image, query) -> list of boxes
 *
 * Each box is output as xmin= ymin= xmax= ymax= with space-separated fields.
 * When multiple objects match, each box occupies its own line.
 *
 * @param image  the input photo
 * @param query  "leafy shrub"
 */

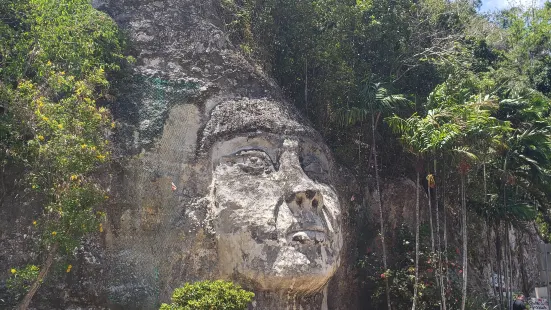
xmin=5 ymin=265 xmax=40 ymax=301
xmin=1 ymin=0 xmax=131 ymax=306
xmin=360 ymin=224 xmax=466 ymax=310
xmin=160 ymin=280 xmax=255 ymax=310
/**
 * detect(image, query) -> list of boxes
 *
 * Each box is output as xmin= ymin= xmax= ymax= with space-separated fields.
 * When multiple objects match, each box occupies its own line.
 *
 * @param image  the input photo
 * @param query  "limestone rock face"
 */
xmin=365 ymin=178 xmax=542 ymax=300
xmin=0 ymin=0 xmax=359 ymax=308
xmin=93 ymin=0 xmax=283 ymax=153
xmin=82 ymin=1 xmax=356 ymax=309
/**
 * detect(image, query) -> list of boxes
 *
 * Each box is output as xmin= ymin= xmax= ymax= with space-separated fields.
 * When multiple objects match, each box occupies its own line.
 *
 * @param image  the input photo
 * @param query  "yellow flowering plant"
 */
xmin=1 ymin=0 xmax=131 ymax=307
xmin=6 ymin=265 xmax=40 ymax=301
xmin=19 ymin=65 xmax=111 ymax=251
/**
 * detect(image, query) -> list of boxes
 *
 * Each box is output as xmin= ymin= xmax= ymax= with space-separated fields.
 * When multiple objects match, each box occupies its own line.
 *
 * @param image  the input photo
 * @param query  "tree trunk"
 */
xmin=505 ymin=225 xmax=513 ymax=310
xmin=483 ymin=162 xmax=487 ymax=203
xmin=365 ymin=112 xmax=381 ymax=172
xmin=435 ymin=159 xmax=446 ymax=310
xmin=487 ymin=222 xmax=497 ymax=300
xmin=428 ymin=177 xmax=435 ymax=253
xmin=304 ymin=57 xmax=308 ymax=116
xmin=412 ymin=170 xmax=420 ymax=310
xmin=460 ymin=173 xmax=468 ymax=310
xmin=503 ymin=156 xmax=509 ymax=310
xmin=497 ymin=223 xmax=504 ymax=310
xmin=519 ymin=232 xmax=529 ymax=296
xmin=17 ymin=244 xmax=58 ymax=310
xmin=443 ymin=171 xmax=450 ymax=301
xmin=503 ymin=223 xmax=511 ymax=310
xmin=506 ymin=224 xmax=513 ymax=310
xmin=372 ymin=111 xmax=391 ymax=310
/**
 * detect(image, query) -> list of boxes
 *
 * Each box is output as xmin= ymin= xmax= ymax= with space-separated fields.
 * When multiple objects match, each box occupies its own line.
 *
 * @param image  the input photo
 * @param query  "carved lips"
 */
xmin=288 ymin=230 xmax=327 ymax=244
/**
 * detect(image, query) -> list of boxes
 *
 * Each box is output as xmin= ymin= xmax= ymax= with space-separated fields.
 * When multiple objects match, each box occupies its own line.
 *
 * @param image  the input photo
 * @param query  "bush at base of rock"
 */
xmin=160 ymin=280 xmax=255 ymax=310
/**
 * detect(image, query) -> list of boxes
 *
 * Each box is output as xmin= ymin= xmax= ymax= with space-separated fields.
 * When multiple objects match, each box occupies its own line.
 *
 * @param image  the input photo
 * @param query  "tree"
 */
xmin=0 ymin=0 xmax=129 ymax=308
xmin=160 ymin=280 xmax=255 ymax=310
xmin=421 ymin=108 xmax=461 ymax=310
xmin=338 ymin=78 xmax=409 ymax=310
xmin=386 ymin=113 xmax=428 ymax=310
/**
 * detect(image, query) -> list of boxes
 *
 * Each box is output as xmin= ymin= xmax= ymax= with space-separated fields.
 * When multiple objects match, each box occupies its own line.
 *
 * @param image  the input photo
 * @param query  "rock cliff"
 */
xmin=78 ymin=0 xmax=358 ymax=309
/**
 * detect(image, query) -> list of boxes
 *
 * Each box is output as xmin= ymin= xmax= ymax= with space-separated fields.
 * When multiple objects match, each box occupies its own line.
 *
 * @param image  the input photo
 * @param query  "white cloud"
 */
xmin=480 ymin=0 xmax=546 ymax=12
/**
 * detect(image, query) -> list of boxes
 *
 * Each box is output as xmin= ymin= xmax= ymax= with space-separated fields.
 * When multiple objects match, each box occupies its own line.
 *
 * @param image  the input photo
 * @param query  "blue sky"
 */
xmin=480 ymin=0 xmax=546 ymax=12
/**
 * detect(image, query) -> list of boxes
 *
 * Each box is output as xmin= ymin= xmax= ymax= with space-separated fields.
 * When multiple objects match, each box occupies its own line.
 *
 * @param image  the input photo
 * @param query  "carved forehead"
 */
xmin=199 ymin=98 xmax=321 ymax=153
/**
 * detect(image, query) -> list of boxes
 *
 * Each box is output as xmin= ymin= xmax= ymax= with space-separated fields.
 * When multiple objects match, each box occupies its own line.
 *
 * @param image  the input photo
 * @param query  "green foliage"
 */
xmin=5 ymin=265 xmax=40 ymax=300
xmin=12 ymin=65 xmax=113 ymax=251
xmin=361 ymin=225 xmax=466 ymax=310
xmin=220 ymin=0 xmax=256 ymax=55
xmin=336 ymin=79 xmax=411 ymax=127
xmin=160 ymin=280 xmax=255 ymax=310
xmin=1 ymin=0 xmax=126 ymax=81
xmin=219 ymin=0 xmax=487 ymax=176
xmin=1 ymin=0 xmax=128 ymax=247
xmin=1 ymin=0 xmax=129 ymax=304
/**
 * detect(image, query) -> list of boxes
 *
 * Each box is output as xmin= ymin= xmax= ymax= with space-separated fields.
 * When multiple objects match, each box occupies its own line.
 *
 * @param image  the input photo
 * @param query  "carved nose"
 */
xmin=278 ymin=148 xmax=306 ymax=177
xmin=285 ymin=190 xmax=325 ymax=231
xmin=286 ymin=190 xmax=322 ymax=211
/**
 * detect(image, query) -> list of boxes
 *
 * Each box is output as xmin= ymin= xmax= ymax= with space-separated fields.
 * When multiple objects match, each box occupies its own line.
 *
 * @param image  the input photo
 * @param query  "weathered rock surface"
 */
xmin=365 ymin=178 xmax=541 ymax=301
xmin=0 ymin=0 xmax=363 ymax=308
xmin=72 ymin=0 xmax=358 ymax=309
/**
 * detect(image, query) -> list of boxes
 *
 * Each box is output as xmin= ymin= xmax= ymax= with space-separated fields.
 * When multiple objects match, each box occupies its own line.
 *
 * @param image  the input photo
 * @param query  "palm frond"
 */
xmin=452 ymin=146 xmax=479 ymax=161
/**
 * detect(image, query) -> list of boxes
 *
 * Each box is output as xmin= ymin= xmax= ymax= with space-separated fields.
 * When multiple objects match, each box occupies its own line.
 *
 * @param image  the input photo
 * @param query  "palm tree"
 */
xmin=425 ymin=111 xmax=461 ymax=310
xmin=387 ymin=91 xmax=543 ymax=310
xmin=386 ymin=114 xmax=428 ymax=310
xmin=449 ymin=97 xmax=508 ymax=310
xmin=459 ymin=157 xmax=469 ymax=310
xmin=494 ymin=93 xmax=551 ymax=309
xmin=418 ymin=96 xmax=501 ymax=310
xmin=450 ymin=103 xmax=483 ymax=310
xmin=339 ymin=78 xmax=410 ymax=310
xmin=501 ymin=124 xmax=551 ymax=309
xmin=388 ymin=108 xmax=465 ymax=310
xmin=427 ymin=122 xmax=459 ymax=310
xmin=497 ymin=94 xmax=551 ymax=216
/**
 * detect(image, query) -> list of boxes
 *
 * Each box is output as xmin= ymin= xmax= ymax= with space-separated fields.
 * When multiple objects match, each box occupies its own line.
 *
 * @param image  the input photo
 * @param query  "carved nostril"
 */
xmin=286 ymin=191 xmax=322 ymax=211
xmin=312 ymin=199 xmax=319 ymax=209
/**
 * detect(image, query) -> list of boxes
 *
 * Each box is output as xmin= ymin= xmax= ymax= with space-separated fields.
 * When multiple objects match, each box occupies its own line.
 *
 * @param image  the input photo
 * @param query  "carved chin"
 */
xmin=216 ymin=232 xmax=341 ymax=294
xmin=266 ymin=244 xmax=340 ymax=293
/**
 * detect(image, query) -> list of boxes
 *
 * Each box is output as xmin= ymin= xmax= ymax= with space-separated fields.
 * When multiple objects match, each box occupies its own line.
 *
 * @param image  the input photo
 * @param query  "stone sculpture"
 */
xmin=202 ymin=98 xmax=342 ymax=294
xmin=100 ymin=99 xmax=345 ymax=309
xmin=84 ymin=1 xmax=353 ymax=309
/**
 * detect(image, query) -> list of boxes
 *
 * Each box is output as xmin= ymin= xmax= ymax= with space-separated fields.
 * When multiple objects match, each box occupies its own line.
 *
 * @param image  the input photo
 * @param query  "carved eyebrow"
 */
xmin=198 ymin=99 xmax=319 ymax=154
xmin=232 ymin=148 xmax=268 ymax=154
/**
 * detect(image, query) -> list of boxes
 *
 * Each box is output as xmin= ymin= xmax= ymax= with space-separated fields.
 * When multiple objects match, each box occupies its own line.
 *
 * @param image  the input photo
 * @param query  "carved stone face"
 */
xmin=203 ymin=99 xmax=342 ymax=294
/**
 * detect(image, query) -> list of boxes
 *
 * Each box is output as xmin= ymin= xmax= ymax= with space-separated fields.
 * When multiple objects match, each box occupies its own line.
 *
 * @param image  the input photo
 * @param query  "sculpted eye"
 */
xmin=223 ymin=149 xmax=275 ymax=175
